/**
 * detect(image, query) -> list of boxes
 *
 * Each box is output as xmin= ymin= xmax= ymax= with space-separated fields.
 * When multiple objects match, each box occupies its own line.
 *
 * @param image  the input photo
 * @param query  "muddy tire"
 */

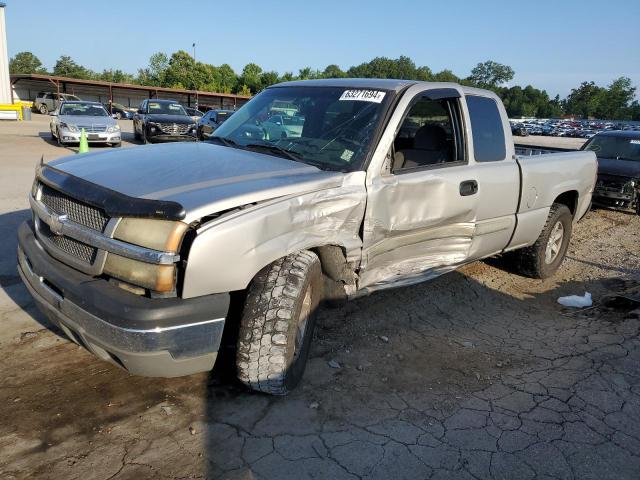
xmin=510 ymin=203 xmax=572 ymax=279
xmin=236 ymin=250 xmax=322 ymax=395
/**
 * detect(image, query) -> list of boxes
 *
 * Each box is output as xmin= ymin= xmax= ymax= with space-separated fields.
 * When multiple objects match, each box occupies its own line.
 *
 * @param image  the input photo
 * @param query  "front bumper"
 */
xmin=593 ymin=186 xmax=636 ymax=208
xmin=59 ymin=128 xmax=121 ymax=144
xmin=17 ymin=221 xmax=229 ymax=377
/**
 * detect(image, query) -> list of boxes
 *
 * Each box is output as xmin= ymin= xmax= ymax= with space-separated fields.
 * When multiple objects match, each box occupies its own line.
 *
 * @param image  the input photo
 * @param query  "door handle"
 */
xmin=460 ymin=180 xmax=478 ymax=196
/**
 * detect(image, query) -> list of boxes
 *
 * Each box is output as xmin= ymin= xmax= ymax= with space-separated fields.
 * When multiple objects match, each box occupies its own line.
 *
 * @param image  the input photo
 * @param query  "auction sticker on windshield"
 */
xmin=339 ymin=90 xmax=386 ymax=103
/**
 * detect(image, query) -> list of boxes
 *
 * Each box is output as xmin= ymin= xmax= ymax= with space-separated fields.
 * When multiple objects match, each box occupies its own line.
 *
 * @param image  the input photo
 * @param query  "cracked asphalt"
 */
xmin=1 ymin=117 xmax=640 ymax=479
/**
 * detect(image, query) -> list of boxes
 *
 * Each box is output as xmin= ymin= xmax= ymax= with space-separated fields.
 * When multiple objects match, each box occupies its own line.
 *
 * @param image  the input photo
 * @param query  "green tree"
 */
xmin=164 ymin=50 xmax=200 ymax=89
xmin=601 ymin=77 xmax=636 ymax=119
xmin=322 ymin=64 xmax=346 ymax=78
xmin=9 ymin=51 xmax=47 ymax=74
xmin=239 ymin=63 xmax=263 ymax=93
xmin=432 ymin=69 xmax=460 ymax=83
xmin=238 ymin=84 xmax=252 ymax=96
xmin=564 ymin=81 xmax=606 ymax=118
xmin=99 ymin=69 xmax=134 ymax=84
xmin=347 ymin=55 xmax=420 ymax=79
xmin=260 ymin=70 xmax=280 ymax=88
xmin=217 ymin=64 xmax=238 ymax=93
xmin=52 ymin=55 xmax=94 ymax=79
xmin=468 ymin=60 xmax=514 ymax=88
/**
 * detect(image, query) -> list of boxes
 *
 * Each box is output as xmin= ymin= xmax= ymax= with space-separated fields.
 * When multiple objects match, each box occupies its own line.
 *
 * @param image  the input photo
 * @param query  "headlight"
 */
xmin=103 ymin=219 xmax=188 ymax=292
xmin=60 ymin=122 xmax=78 ymax=133
xmin=623 ymin=180 xmax=636 ymax=194
xmin=107 ymin=124 xmax=120 ymax=133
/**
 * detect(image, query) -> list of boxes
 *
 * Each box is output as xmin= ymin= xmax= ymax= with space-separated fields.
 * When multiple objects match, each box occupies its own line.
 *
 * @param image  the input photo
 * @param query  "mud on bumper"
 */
xmin=17 ymin=221 xmax=229 ymax=377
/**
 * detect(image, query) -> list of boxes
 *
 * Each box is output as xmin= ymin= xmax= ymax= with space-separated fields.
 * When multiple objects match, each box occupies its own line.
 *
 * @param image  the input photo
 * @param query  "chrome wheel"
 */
xmin=293 ymin=286 xmax=312 ymax=361
xmin=545 ymin=221 xmax=564 ymax=264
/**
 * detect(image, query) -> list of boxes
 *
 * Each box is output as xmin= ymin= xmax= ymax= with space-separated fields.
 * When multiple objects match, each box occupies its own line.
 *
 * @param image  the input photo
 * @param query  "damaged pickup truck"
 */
xmin=18 ymin=79 xmax=597 ymax=395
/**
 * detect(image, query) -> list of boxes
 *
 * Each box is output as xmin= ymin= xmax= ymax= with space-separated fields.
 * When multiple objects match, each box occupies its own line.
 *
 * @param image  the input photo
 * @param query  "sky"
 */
xmin=4 ymin=0 xmax=640 ymax=98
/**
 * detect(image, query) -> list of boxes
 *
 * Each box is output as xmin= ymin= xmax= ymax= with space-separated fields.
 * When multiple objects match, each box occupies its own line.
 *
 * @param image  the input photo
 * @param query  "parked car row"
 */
xmin=510 ymin=118 xmax=640 ymax=138
xmin=38 ymin=90 xmax=235 ymax=146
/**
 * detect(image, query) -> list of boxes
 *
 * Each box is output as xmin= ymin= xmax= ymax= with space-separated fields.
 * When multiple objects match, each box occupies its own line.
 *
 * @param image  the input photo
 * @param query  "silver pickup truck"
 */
xmin=18 ymin=79 xmax=597 ymax=395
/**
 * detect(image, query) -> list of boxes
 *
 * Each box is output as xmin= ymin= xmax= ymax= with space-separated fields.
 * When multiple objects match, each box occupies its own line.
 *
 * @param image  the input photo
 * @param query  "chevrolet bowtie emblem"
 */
xmin=49 ymin=214 xmax=67 ymax=236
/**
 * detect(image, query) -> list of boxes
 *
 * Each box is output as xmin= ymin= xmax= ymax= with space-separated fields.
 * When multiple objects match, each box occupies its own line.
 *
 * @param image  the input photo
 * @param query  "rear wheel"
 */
xmin=510 ymin=203 xmax=572 ymax=279
xmin=236 ymin=250 xmax=323 ymax=395
xmin=39 ymin=104 xmax=48 ymax=115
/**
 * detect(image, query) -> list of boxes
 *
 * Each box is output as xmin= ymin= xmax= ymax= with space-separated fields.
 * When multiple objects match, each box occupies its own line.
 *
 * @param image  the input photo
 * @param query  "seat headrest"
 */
xmin=414 ymin=125 xmax=447 ymax=150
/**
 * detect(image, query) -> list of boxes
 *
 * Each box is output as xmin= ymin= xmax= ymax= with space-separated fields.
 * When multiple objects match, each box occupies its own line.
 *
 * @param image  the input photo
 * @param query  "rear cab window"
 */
xmin=466 ymin=95 xmax=506 ymax=162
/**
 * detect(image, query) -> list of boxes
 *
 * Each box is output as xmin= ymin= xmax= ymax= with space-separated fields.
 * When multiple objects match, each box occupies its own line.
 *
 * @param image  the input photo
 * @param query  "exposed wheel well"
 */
xmin=553 ymin=190 xmax=579 ymax=217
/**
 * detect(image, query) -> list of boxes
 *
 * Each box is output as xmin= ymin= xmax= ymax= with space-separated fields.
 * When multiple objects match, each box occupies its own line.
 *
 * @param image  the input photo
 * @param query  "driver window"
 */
xmin=392 ymin=96 xmax=464 ymax=172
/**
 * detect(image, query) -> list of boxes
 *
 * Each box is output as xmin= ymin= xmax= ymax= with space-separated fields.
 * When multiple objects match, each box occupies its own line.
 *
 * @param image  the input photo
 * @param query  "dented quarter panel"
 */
xmin=181 ymin=172 xmax=367 ymax=298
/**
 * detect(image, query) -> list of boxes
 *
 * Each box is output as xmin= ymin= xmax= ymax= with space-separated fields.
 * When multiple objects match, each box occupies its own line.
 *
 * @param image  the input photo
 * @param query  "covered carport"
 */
xmin=9 ymin=73 xmax=250 ymax=112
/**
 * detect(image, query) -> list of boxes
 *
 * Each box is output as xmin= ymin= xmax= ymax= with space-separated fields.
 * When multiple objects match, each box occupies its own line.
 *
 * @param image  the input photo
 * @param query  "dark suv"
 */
xmin=582 ymin=130 xmax=640 ymax=214
xmin=133 ymin=99 xmax=197 ymax=143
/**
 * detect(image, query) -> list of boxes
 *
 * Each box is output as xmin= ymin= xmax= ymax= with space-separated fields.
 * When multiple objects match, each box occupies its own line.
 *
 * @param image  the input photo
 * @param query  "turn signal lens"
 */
xmin=104 ymin=253 xmax=176 ymax=292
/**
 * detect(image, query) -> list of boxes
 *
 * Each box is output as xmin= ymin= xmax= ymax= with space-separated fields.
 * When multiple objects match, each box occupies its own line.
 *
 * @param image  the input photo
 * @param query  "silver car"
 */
xmin=50 ymin=101 xmax=121 ymax=147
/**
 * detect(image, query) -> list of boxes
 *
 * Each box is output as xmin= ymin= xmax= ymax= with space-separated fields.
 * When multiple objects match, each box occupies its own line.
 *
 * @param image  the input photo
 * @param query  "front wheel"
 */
xmin=236 ymin=250 xmax=323 ymax=395
xmin=39 ymin=104 xmax=48 ymax=115
xmin=510 ymin=203 xmax=573 ymax=279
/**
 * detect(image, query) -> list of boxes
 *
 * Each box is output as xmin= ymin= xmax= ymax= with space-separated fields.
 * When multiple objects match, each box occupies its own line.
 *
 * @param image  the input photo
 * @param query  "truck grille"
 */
xmin=37 ymin=183 xmax=111 ymax=266
xmin=40 ymin=183 xmax=109 ymax=232
xmin=39 ymin=221 xmax=97 ymax=263
xmin=158 ymin=122 xmax=191 ymax=135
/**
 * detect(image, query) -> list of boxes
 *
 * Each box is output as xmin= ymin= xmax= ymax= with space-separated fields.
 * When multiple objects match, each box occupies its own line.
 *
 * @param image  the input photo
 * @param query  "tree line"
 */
xmin=9 ymin=51 xmax=640 ymax=120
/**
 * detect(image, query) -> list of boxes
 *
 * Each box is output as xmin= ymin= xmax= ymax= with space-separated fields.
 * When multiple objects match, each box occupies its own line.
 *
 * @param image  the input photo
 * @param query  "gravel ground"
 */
xmin=1 ymin=117 xmax=639 ymax=480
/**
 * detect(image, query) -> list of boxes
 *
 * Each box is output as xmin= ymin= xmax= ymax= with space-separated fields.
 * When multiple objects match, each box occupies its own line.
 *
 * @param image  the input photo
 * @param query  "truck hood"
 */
xmin=49 ymin=142 xmax=344 ymax=223
xmin=597 ymin=157 xmax=640 ymax=179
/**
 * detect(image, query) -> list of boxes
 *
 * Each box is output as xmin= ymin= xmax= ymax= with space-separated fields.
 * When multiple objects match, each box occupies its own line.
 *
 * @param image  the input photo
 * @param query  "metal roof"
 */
xmin=272 ymin=78 xmax=418 ymax=92
xmin=9 ymin=73 xmax=251 ymax=100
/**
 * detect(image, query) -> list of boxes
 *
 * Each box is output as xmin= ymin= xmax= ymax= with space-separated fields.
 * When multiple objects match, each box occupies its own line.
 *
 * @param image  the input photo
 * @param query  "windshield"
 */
xmin=583 ymin=135 xmax=640 ymax=162
xmin=211 ymin=86 xmax=392 ymax=171
xmin=60 ymin=103 xmax=108 ymax=117
xmin=148 ymin=102 xmax=187 ymax=115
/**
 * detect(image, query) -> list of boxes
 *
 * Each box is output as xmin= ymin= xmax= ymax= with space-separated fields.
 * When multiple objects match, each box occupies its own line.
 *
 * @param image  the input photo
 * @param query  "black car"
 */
xmin=582 ymin=130 xmax=640 ymax=214
xmin=104 ymin=102 xmax=133 ymax=120
xmin=133 ymin=99 xmax=197 ymax=144
xmin=197 ymin=109 xmax=234 ymax=140
xmin=511 ymin=123 xmax=529 ymax=137
xmin=184 ymin=107 xmax=204 ymax=122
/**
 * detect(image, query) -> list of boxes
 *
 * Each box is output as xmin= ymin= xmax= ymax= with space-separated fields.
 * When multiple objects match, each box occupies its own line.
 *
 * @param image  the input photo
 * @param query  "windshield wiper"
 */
xmin=210 ymin=136 xmax=239 ymax=148
xmin=243 ymin=143 xmax=304 ymax=163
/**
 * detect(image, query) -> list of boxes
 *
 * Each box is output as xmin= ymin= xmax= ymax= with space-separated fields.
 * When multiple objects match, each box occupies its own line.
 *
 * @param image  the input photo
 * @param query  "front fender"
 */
xmin=181 ymin=172 xmax=367 ymax=298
